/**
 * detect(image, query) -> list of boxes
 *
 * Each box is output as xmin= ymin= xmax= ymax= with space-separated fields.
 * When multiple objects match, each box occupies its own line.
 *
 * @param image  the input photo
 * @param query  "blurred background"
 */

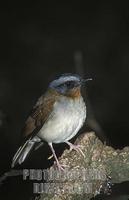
xmin=0 ymin=1 xmax=129 ymax=199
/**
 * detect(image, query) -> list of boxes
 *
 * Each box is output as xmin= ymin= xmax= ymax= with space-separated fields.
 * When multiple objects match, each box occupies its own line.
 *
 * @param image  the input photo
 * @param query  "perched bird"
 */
xmin=11 ymin=74 xmax=91 ymax=170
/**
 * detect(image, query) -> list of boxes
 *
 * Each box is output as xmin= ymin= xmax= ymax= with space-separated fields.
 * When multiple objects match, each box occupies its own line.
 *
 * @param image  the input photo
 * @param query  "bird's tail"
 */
xmin=11 ymin=139 xmax=35 ymax=168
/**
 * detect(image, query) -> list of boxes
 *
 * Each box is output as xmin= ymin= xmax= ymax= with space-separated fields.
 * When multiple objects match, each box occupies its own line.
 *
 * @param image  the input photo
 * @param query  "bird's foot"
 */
xmin=48 ymin=143 xmax=69 ymax=171
xmin=66 ymin=141 xmax=85 ymax=158
xmin=54 ymin=161 xmax=68 ymax=171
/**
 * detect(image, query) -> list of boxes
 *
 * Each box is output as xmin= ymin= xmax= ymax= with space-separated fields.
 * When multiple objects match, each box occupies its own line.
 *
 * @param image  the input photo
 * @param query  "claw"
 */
xmin=54 ymin=162 xmax=68 ymax=171
xmin=66 ymin=141 xmax=85 ymax=158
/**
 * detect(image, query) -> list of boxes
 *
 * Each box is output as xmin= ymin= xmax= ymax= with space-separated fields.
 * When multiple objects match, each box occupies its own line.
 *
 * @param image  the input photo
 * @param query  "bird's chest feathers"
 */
xmin=55 ymin=97 xmax=85 ymax=125
xmin=38 ymin=96 xmax=86 ymax=143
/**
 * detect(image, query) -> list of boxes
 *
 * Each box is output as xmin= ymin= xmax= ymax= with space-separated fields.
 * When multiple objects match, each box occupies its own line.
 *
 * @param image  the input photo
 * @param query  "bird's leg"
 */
xmin=65 ymin=141 xmax=85 ymax=158
xmin=48 ymin=143 xmax=67 ymax=171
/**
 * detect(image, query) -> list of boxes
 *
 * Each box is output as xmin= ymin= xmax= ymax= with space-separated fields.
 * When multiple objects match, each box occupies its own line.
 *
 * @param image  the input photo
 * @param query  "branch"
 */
xmin=38 ymin=132 xmax=129 ymax=200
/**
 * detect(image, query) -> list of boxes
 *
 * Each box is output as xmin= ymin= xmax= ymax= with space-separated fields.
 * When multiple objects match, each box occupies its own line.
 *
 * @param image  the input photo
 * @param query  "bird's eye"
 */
xmin=66 ymin=81 xmax=71 ymax=86
xmin=58 ymin=81 xmax=75 ymax=89
xmin=66 ymin=81 xmax=74 ymax=88
xmin=60 ymin=82 xmax=72 ymax=88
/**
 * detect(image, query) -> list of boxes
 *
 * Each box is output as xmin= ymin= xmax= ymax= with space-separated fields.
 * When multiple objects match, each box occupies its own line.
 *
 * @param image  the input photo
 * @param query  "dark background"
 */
xmin=0 ymin=1 xmax=129 ymax=199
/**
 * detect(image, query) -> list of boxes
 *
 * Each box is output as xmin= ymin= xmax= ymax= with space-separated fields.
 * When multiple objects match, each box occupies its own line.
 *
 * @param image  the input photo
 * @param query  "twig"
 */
xmin=0 ymin=169 xmax=23 ymax=185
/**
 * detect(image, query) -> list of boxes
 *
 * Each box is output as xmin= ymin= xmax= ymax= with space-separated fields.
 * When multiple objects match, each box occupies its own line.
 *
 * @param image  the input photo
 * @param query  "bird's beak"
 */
xmin=81 ymin=78 xmax=92 ymax=85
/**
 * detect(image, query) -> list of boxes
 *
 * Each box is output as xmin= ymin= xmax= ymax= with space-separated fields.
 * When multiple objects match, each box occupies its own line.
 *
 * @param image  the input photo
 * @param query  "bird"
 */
xmin=11 ymin=73 xmax=92 ymax=170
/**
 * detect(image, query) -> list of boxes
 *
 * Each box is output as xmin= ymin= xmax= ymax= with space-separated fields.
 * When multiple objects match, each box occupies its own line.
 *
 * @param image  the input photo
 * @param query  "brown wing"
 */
xmin=22 ymin=89 xmax=59 ymax=138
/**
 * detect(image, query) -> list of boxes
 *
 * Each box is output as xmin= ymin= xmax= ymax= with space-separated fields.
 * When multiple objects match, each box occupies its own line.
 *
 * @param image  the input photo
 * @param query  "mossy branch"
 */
xmin=39 ymin=132 xmax=129 ymax=200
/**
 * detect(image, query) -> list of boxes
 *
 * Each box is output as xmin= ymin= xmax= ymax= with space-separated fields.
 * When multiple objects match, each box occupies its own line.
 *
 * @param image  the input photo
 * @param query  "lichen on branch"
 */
xmin=39 ymin=132 xmax=129 ymax=200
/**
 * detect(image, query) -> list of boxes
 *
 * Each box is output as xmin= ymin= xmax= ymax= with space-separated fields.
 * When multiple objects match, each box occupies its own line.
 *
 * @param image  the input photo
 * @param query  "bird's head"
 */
xmin=49 ymin=73 xmax=92 ymax=98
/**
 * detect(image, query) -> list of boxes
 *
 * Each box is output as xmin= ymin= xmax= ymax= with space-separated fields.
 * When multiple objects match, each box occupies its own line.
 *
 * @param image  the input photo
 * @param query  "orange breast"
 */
xmin=65 ymin=87 xmax=81 ymax=98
